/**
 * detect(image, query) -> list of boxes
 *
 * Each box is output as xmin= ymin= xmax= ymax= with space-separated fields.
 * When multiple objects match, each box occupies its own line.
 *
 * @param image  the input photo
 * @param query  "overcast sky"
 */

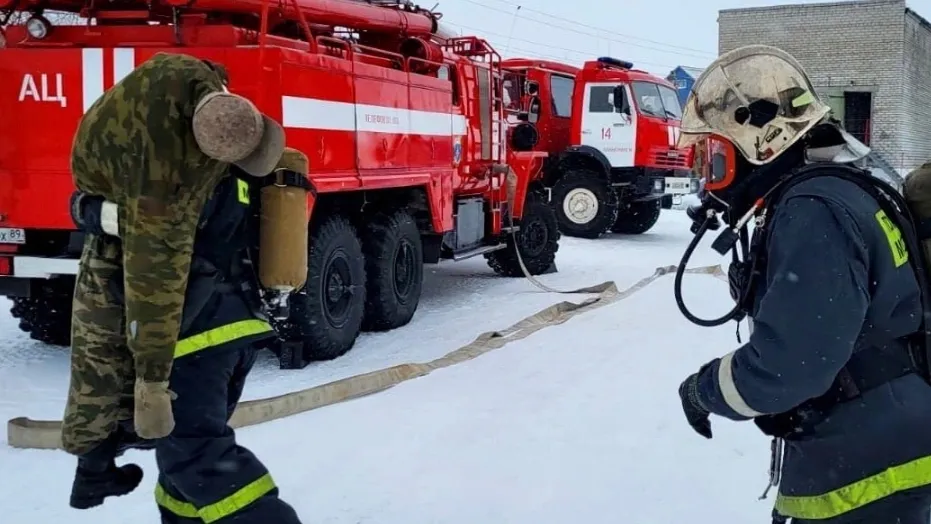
xmin=433 ymin=0 xmax=930 ymax=77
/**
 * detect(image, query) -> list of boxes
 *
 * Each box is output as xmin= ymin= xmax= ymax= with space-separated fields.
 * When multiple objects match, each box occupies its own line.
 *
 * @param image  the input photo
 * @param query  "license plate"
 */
xmin=0 ymin=227 xmax=25 ymax=244
xmin=664 ymin=177 xmax=693 ymax=194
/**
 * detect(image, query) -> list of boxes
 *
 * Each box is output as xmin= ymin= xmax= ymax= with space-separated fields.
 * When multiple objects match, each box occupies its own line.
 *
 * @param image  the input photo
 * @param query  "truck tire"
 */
xmin=360 ymin=210 xmax=423 ymax=332
xmin=552 ymin=169 xmax=618 ymax=239
xmin=611 ymin=200 xmax=662 ymax=235
xmin=486 ymin=194 xmax=560 ymax=277
xmin=287 ymin=215 xmax=366 ymax=361
xmin=10 ymin=277 xmax=75 ymax=347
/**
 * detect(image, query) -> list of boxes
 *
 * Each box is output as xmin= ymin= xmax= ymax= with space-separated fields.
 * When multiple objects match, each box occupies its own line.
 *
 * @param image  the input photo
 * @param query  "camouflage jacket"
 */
xmin=70 ymin=52 xmax=231 ymax=383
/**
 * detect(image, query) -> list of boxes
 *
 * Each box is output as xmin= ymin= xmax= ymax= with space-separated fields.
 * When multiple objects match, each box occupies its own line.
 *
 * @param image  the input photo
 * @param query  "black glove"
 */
xmin=69 ymin=191 xmax=105 ymax=235
xmin=678 ymin=372 xmax=712 ymax=439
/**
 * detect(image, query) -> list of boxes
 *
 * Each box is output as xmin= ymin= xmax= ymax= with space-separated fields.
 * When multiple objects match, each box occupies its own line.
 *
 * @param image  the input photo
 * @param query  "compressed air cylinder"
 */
xmin=258 ymin=148 xmax=311 ymax=300
xmin=904 ymin=161 xmax=931 ymax=264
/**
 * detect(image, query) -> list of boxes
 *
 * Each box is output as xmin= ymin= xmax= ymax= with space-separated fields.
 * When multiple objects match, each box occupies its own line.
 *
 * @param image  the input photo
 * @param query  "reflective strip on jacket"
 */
xmin=176 ymin=173 xmax=274 ymax=358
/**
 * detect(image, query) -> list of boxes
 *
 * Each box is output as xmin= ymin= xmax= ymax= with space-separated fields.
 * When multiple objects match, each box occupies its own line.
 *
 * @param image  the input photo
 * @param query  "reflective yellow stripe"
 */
xmin=154 ymin=474 xmax=276 ymax=523
xmin=175 ymin=319 xmax=274 ymax=359
xmin=199 ymin=473 xmax=276 ymax=523
xmin=155 ymin=483 xmax=199 ymax=518
xmin=775 ymin=455 xmax=931 ymax=519
xmin=875 ymin=209 xmax=909 ymax=268
xmin=237 ymin=178 xmax=250 ymax=205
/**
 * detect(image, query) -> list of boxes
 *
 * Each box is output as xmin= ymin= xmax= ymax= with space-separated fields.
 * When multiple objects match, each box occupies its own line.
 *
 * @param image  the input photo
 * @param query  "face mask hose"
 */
xmin=674 ymin=207 xmax=751 ymax=327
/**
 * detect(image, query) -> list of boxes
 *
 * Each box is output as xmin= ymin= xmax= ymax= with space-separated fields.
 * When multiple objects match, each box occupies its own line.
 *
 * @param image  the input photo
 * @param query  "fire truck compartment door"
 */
xmin=0 ymin=48 xmax=86 ymax=229
xmin=580 ymin=83 xmax=636 ymax=168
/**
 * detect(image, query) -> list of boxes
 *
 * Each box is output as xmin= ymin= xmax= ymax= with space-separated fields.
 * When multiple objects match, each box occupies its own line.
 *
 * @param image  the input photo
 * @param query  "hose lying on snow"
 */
xmin=7 ymin=263 xmax=725 ymax=450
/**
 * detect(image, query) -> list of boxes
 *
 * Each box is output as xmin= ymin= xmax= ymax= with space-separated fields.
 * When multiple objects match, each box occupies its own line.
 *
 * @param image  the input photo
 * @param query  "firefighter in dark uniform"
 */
xmin=673 ymin=45 xmax=931 ymax=524
xmin=151 ymin=149 xmax=308 ymax=524
xmin=71 ymin=150 xmax=309 ymax=523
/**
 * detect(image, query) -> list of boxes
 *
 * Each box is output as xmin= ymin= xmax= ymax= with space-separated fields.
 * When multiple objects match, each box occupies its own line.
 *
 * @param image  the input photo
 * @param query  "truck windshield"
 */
xmin=657 ymin=85 xmax=682 ymax=120
xmin=632 ymin=81 xmax=682 ymax=120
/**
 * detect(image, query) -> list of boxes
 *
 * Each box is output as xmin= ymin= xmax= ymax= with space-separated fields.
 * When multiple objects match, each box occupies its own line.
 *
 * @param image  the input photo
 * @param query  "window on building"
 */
xmin=550 ymin=74 xmax=574 ymax=118
xmin=844 ymin=91 xmax=873 ymax=146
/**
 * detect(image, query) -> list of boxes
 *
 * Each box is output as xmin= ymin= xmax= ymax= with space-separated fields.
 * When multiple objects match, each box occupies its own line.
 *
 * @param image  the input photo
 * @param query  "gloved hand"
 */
xmin=678 ymin=372 xmax=712 ymax=439
xmin=133 ymin=380 xmax=177 ymax=439
xmin=70 ymin=191 xmax=105 ymax=235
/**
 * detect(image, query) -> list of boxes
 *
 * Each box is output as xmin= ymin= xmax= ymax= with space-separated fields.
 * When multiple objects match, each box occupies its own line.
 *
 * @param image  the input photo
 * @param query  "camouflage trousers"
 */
xmin=61 ymin=233 xmax=135 ymax=456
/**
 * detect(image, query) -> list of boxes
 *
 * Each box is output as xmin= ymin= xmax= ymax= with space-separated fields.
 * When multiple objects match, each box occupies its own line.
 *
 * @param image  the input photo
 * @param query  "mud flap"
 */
xmin=277 ymin=339 xmax=310 ymax=370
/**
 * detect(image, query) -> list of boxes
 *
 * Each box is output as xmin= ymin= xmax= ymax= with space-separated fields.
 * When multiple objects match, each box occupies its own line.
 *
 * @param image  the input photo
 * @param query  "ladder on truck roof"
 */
xmin=443 ymin=36 xmax=504 ymax=165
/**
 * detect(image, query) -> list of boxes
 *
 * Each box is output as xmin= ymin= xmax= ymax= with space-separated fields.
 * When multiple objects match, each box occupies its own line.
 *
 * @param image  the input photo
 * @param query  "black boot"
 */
xmin=69 ymin=430 xmax=144 ymax=509
xmin=69 ymin=461 xmax=144 ymax=509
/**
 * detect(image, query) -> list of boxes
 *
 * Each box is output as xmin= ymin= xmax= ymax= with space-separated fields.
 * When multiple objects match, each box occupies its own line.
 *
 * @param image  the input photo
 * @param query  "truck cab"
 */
xmin=503 ymin=56 xmax=698 ymax=238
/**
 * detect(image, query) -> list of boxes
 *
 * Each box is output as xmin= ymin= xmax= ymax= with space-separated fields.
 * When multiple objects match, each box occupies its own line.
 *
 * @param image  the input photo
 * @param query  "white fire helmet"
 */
xmin=676 ymin=45 xmax=831 ymax=166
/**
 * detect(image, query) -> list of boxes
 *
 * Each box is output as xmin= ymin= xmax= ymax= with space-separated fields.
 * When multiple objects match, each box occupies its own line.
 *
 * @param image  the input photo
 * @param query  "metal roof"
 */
xmin=678 ymin=66 xmax=705 ymax=79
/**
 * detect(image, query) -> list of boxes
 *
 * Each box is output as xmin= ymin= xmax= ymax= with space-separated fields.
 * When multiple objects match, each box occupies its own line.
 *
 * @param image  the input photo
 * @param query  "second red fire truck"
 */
xmin=502 ymin=56 xmax=698 ymax=238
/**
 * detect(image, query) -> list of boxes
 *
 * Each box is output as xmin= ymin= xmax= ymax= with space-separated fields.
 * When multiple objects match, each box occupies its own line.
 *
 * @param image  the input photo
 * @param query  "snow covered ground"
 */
xmin=0 ymin=210 xmax=776 ymax=523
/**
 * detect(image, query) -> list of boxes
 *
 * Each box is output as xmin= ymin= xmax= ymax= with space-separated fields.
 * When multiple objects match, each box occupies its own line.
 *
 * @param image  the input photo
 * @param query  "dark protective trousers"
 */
xmin=790 ymin=487 xmax=931 ymax=524
xmin=154 ymin=344 xmax=301 ymax=524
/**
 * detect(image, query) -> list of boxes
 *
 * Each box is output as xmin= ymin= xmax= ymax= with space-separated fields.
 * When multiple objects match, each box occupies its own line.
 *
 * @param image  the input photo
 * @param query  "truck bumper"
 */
xmin=11 ymin=256 xmax=79 ymax=278
xmin=631 ymin=175 xmax=700 ymax=203
xmin=0 ymin=256 xmax=79 ymax=297
xmin=610 ymin=167 xmax=699 ymax=203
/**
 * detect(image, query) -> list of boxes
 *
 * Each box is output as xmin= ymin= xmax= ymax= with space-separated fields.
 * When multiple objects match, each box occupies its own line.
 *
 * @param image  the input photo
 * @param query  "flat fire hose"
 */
xmin=7 ymin=264 xmax=725 ymax=450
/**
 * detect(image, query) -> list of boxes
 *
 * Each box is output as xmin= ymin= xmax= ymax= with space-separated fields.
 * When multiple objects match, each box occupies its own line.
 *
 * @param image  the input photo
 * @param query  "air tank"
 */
xmin=258 ymin=147 xmax=313 ymax=319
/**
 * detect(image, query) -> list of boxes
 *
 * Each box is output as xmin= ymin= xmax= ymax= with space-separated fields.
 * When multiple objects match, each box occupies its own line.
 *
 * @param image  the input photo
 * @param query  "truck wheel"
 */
xmin=361 ymin=210 xmax=424 ymax=332
xmin=10 ymin=277 xmax=75 ymax=347
xmin=611 ymin=200 xmax=662 ymax=235
xmin=288 ymin=215 xmax=366 ymax=361
xmin=552 ymin=169 xmax=618 ymax=239
xmin=486 ymin=194 xmax=560 ymax=277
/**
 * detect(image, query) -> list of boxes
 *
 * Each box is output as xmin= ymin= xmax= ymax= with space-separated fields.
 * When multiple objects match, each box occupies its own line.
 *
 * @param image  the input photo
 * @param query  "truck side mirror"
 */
xmin=526 ymin=81 xmax=540 ymax=96
xmin=528 ymin=96 xmax=541 ymax=124
xmin=612 ymin=85 xmax=627 ymax=113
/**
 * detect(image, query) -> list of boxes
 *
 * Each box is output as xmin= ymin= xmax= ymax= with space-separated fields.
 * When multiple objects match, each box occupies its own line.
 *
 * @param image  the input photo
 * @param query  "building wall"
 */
xmin=718 ymin=0 xmax=914 ymax=169
xmin=901 ymin=10 xmax=931 ymax=170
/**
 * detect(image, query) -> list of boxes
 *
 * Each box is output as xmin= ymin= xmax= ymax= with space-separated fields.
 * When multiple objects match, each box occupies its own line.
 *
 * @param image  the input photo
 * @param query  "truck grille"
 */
xmin=651 ymin=151 xmax=690 ymax=169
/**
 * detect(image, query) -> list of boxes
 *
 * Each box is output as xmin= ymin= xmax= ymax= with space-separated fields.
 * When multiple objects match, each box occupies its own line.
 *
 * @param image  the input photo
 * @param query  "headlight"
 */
xmin=26 ymin=15 xmax=51 ymax=40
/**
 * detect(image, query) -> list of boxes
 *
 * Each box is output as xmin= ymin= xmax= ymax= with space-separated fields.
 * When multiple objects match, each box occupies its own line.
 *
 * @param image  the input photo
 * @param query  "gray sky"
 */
xmin=433 ymin=0 xmax=930 ymax=77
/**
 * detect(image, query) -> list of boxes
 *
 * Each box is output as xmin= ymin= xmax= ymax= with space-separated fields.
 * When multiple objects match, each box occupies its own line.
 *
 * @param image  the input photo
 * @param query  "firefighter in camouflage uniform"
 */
xmin=62 ymin=52 xmax=302 ymax=523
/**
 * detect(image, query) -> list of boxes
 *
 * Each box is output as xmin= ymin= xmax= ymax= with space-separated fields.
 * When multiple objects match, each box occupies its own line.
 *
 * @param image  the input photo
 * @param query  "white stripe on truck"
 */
xmin=13 ymin=257 xmax=79 ymax=278
xmin=81 ymin=48 xmax=138 ymax=112
xmin=81 ymin=48 xmax=104 ymax=112
xmin=113 ymin=48 xmax=136 ymax=85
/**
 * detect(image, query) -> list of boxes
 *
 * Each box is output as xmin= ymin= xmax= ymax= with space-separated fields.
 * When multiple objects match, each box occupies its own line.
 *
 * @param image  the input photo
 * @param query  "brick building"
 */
xmin=718 ymin=0 xmax=931 ymax=173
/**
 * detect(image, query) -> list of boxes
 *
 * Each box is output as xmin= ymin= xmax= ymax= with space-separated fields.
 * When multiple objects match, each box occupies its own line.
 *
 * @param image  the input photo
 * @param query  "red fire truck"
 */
xmin=0 ymin=0 xmax=558 ymax=367
xmin=502 ymin=57 xmax=698 ymax=238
